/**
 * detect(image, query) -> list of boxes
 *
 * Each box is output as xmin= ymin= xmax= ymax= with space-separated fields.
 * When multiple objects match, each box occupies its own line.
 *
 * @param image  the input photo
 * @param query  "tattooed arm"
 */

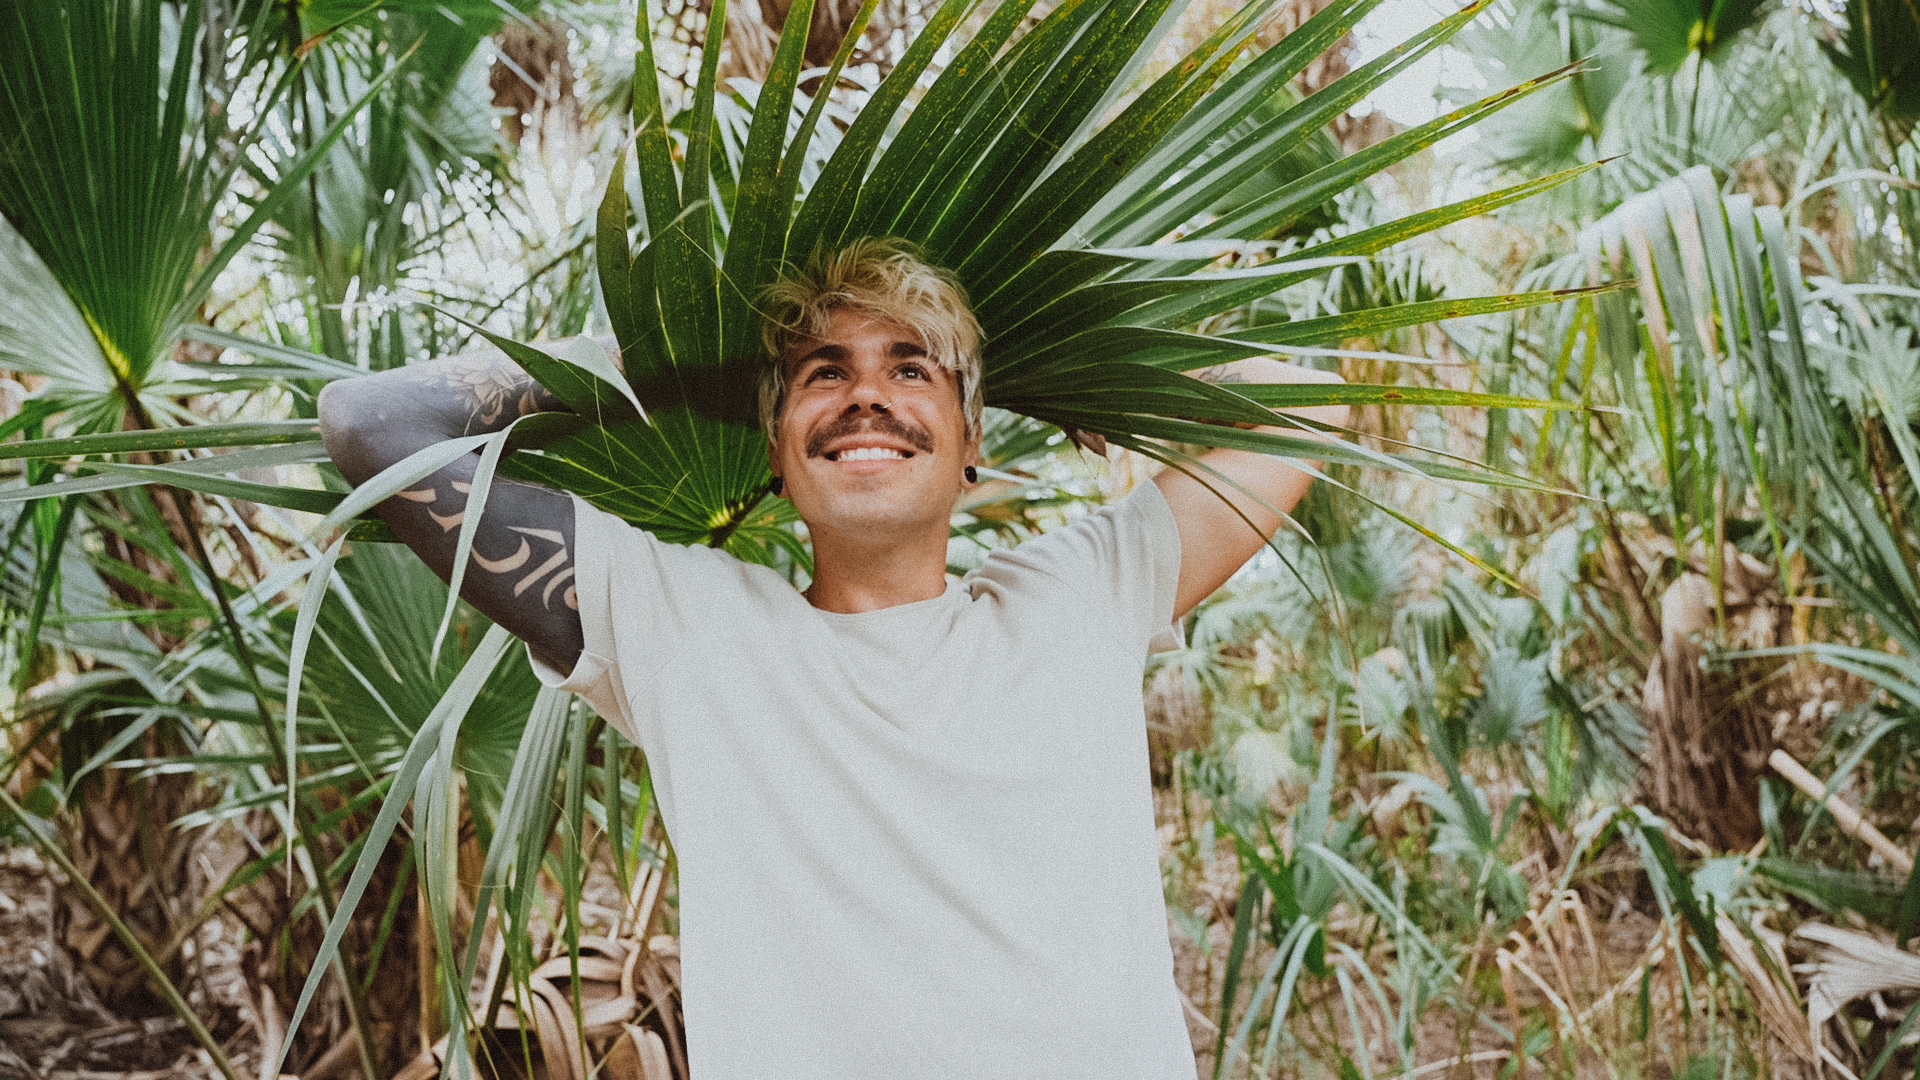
xmin=317 ymin=339 xmax=614 ymax=675
xmin=1151 ymin=358 xmax=1349 ymax=621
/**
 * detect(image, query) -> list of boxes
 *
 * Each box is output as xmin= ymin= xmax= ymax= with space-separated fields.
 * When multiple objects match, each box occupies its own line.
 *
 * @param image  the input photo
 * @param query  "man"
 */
xmin=317 ymin=238 xmax=1346 ymax=1078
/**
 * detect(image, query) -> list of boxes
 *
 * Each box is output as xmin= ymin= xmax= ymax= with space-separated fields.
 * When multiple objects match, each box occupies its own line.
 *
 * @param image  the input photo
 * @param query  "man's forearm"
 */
xmin=318 ymin=339 xmax=607 ymax=485
xmin=1194 ymin=358 xmax=1348 ymax=450
xmin=317 ymin=338 xmax=608 ymax=673
xmin=1157 ymin=358 xmax=1350 ymax=619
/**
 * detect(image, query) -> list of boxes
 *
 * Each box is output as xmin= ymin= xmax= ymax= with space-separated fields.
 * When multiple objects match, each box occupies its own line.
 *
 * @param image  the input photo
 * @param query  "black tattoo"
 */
xmin=1194 ymin=364 xmax=1251 ymax=386
xmin=319 ymin=343 xmax=589 ymax=673
xmin=401 ymin=353 xmax=564 ymax=428
xmin=398 ymin=481 xmax=580 ymax=612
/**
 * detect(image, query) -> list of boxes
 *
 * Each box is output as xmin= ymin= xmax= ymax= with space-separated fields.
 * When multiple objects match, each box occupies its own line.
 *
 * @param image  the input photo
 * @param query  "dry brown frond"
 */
xmin=1717 ymin=912 xmax=1818 ymax=1067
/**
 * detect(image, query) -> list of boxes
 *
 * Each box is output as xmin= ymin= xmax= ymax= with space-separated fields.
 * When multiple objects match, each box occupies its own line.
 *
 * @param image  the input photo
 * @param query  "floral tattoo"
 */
xmin=405 ymin=354 xmax=561 ymax=428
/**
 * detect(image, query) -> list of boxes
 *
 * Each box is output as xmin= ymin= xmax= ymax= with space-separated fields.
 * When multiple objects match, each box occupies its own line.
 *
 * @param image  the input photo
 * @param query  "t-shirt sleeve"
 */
xmin=525 ymin=493 xmax=719 ymax=747
xmin=986 ymin=480 xmax=1184 ymax=656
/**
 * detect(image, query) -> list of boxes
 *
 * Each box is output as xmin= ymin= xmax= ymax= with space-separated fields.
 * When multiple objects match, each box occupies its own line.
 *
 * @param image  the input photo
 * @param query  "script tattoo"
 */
xmin=320 ymin=343 xmax=591 ymax=672
xmin=397 ymin=479 xmax=580 ymax=612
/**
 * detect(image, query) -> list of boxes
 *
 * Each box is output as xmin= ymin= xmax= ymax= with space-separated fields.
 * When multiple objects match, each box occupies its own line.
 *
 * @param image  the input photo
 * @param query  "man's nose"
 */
xmin=843 ymin=373 xmax=891 ymax=412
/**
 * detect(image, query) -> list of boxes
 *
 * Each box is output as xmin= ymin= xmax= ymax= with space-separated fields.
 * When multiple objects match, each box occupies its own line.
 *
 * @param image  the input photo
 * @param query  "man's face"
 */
xmin=769 ymin=306 xmax=978 ymax=540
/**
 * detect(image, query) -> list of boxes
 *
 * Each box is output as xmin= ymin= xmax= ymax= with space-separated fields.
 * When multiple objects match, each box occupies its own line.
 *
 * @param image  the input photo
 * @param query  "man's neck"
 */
xmin=803 ymin=526 xmax=951 ymax=613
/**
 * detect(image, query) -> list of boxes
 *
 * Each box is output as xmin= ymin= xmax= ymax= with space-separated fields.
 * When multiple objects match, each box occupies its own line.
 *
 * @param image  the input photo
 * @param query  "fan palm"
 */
xmin=0 ymin=0 xmax=391 ymax=425
xmin=1584 ymin=163 xmax=1920 ymax=942
xmin=1571 ymin=0 xmax=1768 ymax=75
xmin=0 ymin=4 xmax=416 ymax=1071
xmin=262 ymin=0 xmax=1615 ymax=1046
xmin=1442 ymin=0 xmax=1634 ymax=189
xmin=3 ymin=0 xmax=1616 ymax=1069
xmin=453 ymin=0 xmax=1611 ymax=560
xmin=1821 ymin=0 xmax=1920 ymax=130
xmin=0 ymin=0 xmax=402 ymax=657
xmin=263 ymin=0 xmax=534 ymax=368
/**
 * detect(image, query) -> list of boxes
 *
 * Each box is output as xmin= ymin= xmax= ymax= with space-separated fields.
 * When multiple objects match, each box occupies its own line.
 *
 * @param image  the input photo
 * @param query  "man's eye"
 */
xmin=898 ymin=364 xmax=929 ymax=380
xmin=806 ymin=367 xmax=843 ymax=382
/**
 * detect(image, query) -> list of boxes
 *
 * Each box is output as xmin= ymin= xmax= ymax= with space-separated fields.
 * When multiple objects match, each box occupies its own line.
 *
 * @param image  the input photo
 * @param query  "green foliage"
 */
xmin=1822 ymin=0 xmax=1920 ymax=126
xmin=238 ymin=0 xmax=1607 ymax=1067
xmin=503 ymin=0 xmax=1593 ymax=557
xmin=1574 ymin=0 xmax=1768 ymax=73
xmin=1450 ymin=0 xmax=1635 ymax=173
xmin=0 ymin=0 xmax=384 ymax=419
xmin=268 ymin=1 xmax=532 ymax=367
xmin=11 ymin=0 xmax=1920 ymax=1073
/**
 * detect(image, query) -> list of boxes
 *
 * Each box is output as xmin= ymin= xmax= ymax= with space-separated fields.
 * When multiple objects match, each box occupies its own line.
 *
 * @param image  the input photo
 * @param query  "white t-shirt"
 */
xmin=533 ymin=481 xmax=1197 ymax=1079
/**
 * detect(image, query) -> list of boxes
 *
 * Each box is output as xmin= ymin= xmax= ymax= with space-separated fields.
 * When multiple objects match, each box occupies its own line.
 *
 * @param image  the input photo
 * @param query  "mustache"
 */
xmin=805 ymin=412 xmax=935 ymax=458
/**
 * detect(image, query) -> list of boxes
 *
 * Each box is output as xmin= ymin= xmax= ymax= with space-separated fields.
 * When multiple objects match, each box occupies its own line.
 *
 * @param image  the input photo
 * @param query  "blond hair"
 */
xmin=758 ymin=237 xmax=985 ymax=442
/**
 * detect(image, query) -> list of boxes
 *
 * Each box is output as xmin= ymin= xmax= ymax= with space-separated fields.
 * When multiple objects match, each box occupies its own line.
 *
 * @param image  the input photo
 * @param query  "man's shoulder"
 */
xmin=967 ymin=484 xmax=1163 ymax=584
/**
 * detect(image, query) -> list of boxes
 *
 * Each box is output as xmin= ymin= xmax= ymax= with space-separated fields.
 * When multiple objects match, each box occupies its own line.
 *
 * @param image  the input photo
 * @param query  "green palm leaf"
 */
xmin=264 ymin=0 xmax=527 ymax=366
xmin=268 ymin=4 xmax=1611 ymax=1061
xmin=0 ymin=0 xmax=390 ymax=415
xmin=1822 ymin=0 xmax=1920 ymax=126
xmin=1573 ymin=0 xmax=1767 ymax=73
xmin=1588 ymin=163 xmax=1920 ymax=700
xmin=497 ymin=0 xmax=1593 ymax=552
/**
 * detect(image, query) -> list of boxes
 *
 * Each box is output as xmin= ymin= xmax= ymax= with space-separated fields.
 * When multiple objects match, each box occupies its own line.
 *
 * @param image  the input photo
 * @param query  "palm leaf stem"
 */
xmin=0 ymin=420 xmax=323 ymax=461
xmin=119 ymin=389 xmax=384 ymax=1080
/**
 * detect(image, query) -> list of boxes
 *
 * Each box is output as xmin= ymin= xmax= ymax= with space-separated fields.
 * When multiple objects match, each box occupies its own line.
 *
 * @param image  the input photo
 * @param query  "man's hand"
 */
xmin=1152 ymin=357 xmax=1349 ymax=621
xmin=318 ymin=338 xmax=614 ymax=675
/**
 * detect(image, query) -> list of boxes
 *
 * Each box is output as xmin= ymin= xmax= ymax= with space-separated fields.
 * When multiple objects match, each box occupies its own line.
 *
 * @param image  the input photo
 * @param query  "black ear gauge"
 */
xmin=770 ymin=476 xmax=784 ymax=495
xmin=964 ymin=466 xmax=977 ymax=484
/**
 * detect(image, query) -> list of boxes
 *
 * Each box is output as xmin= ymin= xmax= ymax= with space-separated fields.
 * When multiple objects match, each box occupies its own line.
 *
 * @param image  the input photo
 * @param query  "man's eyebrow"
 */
xmin=888 ymin=340 xmax=929 ymax=359
xmin=791 ymin=343 xmax=849 ymax=369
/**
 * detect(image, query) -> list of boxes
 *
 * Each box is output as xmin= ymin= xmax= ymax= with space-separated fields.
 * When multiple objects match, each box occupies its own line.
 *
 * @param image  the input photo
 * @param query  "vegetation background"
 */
xmin=0 ymin=0 xmax=1917 ymax=1076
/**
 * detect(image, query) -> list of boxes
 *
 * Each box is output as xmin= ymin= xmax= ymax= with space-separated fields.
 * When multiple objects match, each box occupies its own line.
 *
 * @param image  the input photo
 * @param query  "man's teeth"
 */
xmin=833 ymin=447 xmax=905 ymax=461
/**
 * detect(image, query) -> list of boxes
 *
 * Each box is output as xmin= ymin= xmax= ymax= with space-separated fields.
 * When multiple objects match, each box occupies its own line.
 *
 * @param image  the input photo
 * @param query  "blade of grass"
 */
xmin=1214 ymin=874 xmax=1264 ymax=1077
xmin=270 ymin=624 xmax=515 ymax=1079
xmin=284 ymin=537 xmax=346 ymax=849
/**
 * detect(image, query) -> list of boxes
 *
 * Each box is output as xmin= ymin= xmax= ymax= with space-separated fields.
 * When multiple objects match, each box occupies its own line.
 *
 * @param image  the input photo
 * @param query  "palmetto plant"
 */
xmin=1443 ymin=0 xmax=1802 ymax=212
xmin=0 ymin=2 xmax=458 ymax=1073
xmin=1579 ymin=165 xmax=1920 ymax=970
xmin=265 ymin=0 xmax=534 ymax=369
xmin=4 ymin=0 xmax=1622 ymax=1072
xmin=1572 ymin=0 xmax=1768 ymax=75
xmin=0 ymin=0 xmax=398 ymax=667
xmin=301 ymin=0 xmax=1617 ymax=1058
xmin=1821 ymin=0 xmax=1920 ymax=130
xmin=10 ymin=0 xmax=1612 ymax=542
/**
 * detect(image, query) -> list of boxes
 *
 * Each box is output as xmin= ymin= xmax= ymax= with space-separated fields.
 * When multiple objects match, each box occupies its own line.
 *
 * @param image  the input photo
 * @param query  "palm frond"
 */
xmin=498 ymin=0 xmax=1600 ymax=551
xmin=0 ymin=0 xmax=388 ymax=414
xmin=261 ymin=1 xmax=1616 ymax=1064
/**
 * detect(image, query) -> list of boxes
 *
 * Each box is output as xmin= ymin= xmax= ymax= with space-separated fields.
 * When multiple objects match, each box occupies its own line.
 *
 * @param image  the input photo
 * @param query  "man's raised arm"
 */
xmin=317 ymin=341 xmax=599 ymax=675
xmin=1152 ymin=358 xmax=1350 ymax=621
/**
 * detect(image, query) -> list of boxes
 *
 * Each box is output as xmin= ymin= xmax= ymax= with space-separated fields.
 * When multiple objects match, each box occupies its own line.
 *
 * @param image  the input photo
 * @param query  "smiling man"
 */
xmin=317 ymin=238 xmax=1345 ymax=1079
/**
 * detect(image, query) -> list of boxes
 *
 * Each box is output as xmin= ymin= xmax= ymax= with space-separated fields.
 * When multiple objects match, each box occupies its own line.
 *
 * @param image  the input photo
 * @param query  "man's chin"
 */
xmin=793 ymin=488 xmax=947 ymax=536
